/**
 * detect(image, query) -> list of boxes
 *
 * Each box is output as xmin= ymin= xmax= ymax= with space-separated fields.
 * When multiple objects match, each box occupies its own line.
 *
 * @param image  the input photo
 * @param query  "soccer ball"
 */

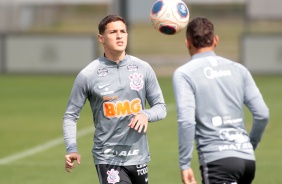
xmin=150 ymin=0 xmax=190 ymax=35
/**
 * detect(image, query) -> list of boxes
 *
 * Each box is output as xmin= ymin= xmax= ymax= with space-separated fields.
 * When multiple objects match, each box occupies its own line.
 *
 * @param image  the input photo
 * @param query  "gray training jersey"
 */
xmin=173 ymin=51 xmax=269 ymax=170
xmin=63 ymin=54 xmax=166 ymax=166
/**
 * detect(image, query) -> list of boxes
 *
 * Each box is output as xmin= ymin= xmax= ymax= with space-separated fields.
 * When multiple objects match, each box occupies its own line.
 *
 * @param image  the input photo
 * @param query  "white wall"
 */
xmin=185 ymin=0 xmax=245 ymax=4
xmin=0 ymin=0 xmax=245 ymax=5
xmin=242 ymin=34 xmax=282 ymax=74
xmin=2 ymin=34 xmax=97 ymax=73
xmin=0 ymin=0 xmax=112 ymax=5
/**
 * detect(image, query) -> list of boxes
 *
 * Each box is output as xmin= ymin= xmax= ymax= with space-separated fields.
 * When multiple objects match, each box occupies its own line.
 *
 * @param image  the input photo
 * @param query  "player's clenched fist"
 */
xmin=65 ymin=152 xmax=81 ymax=172
xmin=128 ymin=113 xmax=149 ymax=133
xmin=181 ymin=168 xmax=197 ymax=184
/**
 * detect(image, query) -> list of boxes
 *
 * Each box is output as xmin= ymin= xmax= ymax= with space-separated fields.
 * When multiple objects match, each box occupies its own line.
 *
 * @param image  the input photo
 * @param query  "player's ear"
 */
xmin=214 ymin=35 xmax=219 ymax=48
xmin=185 ymin=38 xmax=192 ymax=49
xmin=98 ymin=34 xmax=104 ymax=43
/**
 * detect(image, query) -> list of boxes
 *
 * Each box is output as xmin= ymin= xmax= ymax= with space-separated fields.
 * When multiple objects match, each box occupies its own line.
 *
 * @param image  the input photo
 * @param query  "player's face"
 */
xmin=98 ymin=21 xmax=128 ymax=54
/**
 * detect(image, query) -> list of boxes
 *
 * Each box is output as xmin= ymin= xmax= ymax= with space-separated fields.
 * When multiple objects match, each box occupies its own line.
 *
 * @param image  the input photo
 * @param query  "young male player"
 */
xmin=63 ymin=15 xmax=166 ymax=184
xmin=173 ymin=17 xmax=269 ymax=184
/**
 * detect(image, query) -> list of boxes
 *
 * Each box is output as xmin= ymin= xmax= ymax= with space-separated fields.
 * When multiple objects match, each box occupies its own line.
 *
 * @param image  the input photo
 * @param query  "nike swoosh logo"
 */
xmin=145 ymin=178 xmax=148 ymax=182
xmin=98 ymin=84 xmax=110 ymax=89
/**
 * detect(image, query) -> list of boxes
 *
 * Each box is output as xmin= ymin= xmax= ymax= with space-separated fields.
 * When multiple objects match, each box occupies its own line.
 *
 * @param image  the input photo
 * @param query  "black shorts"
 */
xmin=200 ymin=157 xmax=256 ymax=184
xmin=95 ymin=163 xmax=148 ymax=184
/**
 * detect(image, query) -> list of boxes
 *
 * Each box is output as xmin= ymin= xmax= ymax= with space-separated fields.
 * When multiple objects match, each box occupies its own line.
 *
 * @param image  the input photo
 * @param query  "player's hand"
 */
xmin=181 ymin=168 xmax=197 ymax=184
xmin=128 ymin=113 xmax=148 ymax=133
xmin=65 ymin=152 xmax=81 ymax=172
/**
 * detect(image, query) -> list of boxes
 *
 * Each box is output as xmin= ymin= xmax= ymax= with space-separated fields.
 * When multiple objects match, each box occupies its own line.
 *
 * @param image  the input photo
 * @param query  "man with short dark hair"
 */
xmin=173 ymin=17 xmax=269 ymax=184
xmin=63 ymin=15 xmax=166 ymax=184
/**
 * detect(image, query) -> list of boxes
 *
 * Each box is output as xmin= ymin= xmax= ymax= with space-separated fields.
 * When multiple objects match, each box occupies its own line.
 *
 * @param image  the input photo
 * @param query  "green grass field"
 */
xmin=0 ymin=74 xmax=281 ymax=184
xmin=1 ymin=3 xmax=282 ymax=183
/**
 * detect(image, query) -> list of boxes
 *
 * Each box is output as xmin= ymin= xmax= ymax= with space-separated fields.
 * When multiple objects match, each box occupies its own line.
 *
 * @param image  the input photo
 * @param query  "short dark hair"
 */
xmin=98 ymin=15 xmax=126 ymax=34
xmin=186 ymin=17 xmax=214 ymax=49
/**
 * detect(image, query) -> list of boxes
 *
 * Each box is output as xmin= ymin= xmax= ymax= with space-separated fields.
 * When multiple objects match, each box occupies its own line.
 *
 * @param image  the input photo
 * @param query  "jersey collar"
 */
xmin=101 ymin=54 xmax=129 ymax=67
xmin=192 ymin=51 xmax=216 ymax=60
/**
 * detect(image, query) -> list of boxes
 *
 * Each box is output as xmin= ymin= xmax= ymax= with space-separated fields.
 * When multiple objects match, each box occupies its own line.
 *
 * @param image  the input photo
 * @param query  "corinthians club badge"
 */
xmin=129 ymin=73 xmax=144 ymax=91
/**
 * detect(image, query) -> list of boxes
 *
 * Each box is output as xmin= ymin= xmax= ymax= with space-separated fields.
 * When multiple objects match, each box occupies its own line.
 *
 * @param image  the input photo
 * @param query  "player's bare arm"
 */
xmin=65 ymin=152 xmax=81 ymax=173
xmin=128 ymin=113 xmax=148 ymax=133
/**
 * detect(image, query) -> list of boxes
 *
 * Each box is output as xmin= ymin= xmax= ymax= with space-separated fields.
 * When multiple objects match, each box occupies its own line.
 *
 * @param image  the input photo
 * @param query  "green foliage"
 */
xmin=0 ymin=75 xmax=281 ymax=183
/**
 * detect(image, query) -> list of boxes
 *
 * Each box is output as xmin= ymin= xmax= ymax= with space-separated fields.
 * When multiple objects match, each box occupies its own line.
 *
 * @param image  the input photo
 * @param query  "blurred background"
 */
xmin=0 ymin=0 xmax=281 ymax=75
xmin=0 ymin=0 xmax=281 ymax=184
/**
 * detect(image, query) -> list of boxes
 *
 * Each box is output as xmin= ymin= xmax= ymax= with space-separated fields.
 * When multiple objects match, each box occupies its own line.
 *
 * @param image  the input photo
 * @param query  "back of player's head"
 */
xmin=98 ymin=15 xmax=126 ymax=34
xmin=186 ymin=17 xmax=214 ymax=49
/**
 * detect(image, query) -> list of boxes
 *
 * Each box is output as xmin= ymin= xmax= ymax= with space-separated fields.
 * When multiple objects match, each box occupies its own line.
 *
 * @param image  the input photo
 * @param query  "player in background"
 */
xmin=172 ymin=17 xmax=269 ymax=184
xmin=63 ymin=15 xmax=166 ymax=184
